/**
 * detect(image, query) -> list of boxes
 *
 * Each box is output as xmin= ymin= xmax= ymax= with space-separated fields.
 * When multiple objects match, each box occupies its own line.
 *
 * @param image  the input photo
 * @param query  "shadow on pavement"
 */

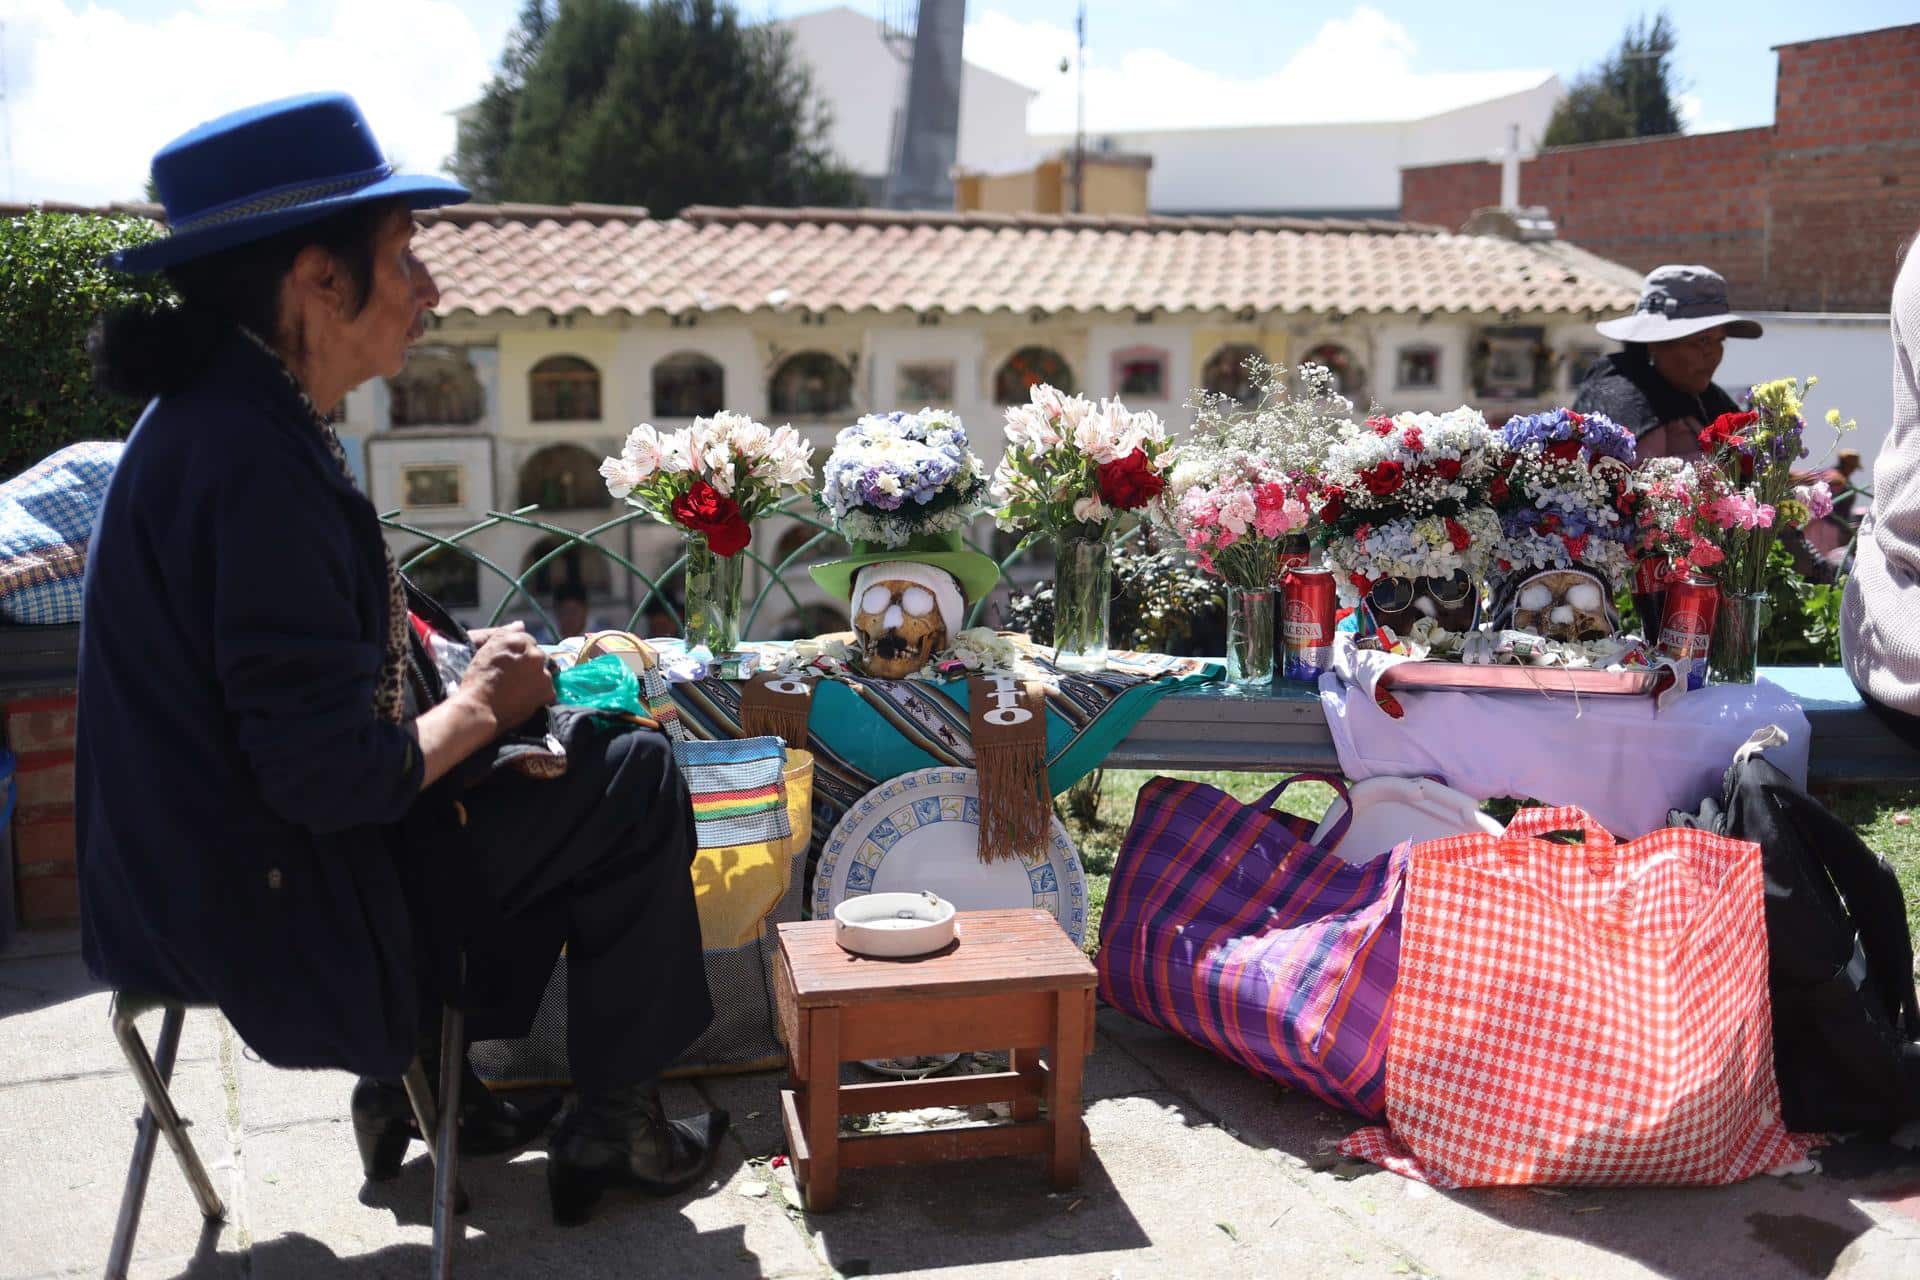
xmin=797 ymin=1147 xmax=1148 ymax=1277
xmin=1096 ymin=1001 xmax=1918 ymax=1280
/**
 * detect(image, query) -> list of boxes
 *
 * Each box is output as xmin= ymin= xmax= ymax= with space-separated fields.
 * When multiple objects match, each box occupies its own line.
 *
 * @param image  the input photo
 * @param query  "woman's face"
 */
xmin=335 ymin=210 xmax=440 ymax=382
xmin=1647 ymin=325 xmax=1726 ymax=396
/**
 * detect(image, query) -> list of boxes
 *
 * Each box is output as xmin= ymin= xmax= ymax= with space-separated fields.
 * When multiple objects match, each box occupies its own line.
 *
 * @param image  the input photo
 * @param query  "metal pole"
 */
xmin=1071 ymin=3 xmax=1087 ymax=214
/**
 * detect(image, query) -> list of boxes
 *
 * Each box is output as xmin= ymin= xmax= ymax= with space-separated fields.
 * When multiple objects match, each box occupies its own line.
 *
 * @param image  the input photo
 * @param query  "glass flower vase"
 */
xmin=1225 ymin=585 xmax=1275 ymax=688
xmin=682 ymin=531 xmax=744 ymax=654
xmin=1052 ymin=537 xmax=1112 ymax=672
xmin=1708 ymin=589 xmax=1766 ymax=686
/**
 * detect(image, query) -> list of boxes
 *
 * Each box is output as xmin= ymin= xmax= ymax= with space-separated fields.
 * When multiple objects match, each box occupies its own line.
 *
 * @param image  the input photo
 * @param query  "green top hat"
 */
xmin=809 ymin=529 xmax=1001 ymax=604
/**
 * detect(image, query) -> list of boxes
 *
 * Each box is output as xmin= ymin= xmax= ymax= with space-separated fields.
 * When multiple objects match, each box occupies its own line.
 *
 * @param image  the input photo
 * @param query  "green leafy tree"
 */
xmin=1544 ymin=11 xmax=1683 ymax=147
xmin=0 ymin=212 xmax=173 ymax=478
xmin=450 ymin=0 xmax=860 ymax=213
xmin=450 ymin=0 xmax=557 ymax=203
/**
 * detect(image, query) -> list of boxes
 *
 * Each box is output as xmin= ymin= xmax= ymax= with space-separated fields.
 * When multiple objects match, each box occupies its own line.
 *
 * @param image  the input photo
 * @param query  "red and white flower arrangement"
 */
xmin=991 ymin=384 xmax=1171 ymax=538
xmin=1631 ymin=377 xmax=1852 ymax=594
xmin=601 ymin=412 xmax=815 ymax=555
xmin=1152 ymin=359 xmax=1351 ymax=590
xmin=1315 ymin=408 xmax=1506 ymax=606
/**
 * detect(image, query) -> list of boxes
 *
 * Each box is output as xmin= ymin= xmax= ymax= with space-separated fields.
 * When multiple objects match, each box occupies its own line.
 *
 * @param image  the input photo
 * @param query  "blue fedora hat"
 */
xmin=111 ymin=92 xmax=468 ymax=274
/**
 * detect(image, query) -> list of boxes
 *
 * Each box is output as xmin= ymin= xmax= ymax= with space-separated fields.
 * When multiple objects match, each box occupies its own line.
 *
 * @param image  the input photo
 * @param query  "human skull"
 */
xmin=1367 ymin=572 xmax=1481 ymax=637
xmin=853 ymin=577 xmax=951 ymax=678
xmin=1508 ymin=568 xmax=1617 ymax=642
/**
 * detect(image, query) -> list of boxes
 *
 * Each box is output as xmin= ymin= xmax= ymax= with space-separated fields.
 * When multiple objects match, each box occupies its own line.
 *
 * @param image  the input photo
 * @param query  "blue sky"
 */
xmin=1 ymin=0 xmax=1912 ymax=201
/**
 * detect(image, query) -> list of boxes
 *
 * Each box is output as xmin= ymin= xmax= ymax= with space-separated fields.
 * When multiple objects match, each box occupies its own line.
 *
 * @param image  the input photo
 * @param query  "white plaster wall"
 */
xmin=1716 ymin=313 xmax=1896 ymax=481
xmin=1402 ymin=79 xmax=1562 ymax=173
xmin=1032 ymin=78 xmax=1560 ymax=215
xmin=1370 ymin=319 xmax=1475 ymax=411
xmin=1086 ymin=323 xmax=1192 ymax=423
xmin=779 ymin=5 xmax=1035 ymax=180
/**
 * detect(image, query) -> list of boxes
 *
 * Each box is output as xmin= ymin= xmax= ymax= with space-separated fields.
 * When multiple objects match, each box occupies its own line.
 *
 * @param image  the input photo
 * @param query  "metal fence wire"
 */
xmin=377 ymin=494 xmax=1102 ymax=640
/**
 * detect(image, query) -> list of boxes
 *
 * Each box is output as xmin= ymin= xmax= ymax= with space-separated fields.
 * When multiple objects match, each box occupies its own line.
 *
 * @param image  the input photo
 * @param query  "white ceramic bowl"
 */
xmin=832 ymin=891 xmax=957 ymax=958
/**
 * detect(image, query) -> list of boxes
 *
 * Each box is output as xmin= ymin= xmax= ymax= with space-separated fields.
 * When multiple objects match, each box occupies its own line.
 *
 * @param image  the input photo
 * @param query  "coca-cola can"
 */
xmin=1281 ymin=567 xmax=1336 ymax=681
xmin=1631 ymin=556 xmax=1673 ymax=641
xmin=1657 ymin=575 xmax=1719 ymax=690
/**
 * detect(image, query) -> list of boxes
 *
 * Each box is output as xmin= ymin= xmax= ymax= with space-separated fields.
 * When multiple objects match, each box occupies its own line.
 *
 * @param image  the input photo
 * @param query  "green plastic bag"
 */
xmin=552 ymin=655 xmax=645 ymax=715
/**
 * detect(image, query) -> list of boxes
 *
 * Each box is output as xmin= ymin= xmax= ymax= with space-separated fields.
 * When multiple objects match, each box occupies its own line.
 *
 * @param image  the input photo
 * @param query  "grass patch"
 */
xmin=1816 ymin=784 xmax=1920 ymax=944
xmin=1062 ymin=772 xmax=1920 ymax=957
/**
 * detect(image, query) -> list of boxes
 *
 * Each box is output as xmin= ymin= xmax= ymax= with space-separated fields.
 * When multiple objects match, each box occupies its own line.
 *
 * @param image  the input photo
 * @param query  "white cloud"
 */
xmin=1676 ymin=91 xmax=1735 ymax=135
xmin=0 ymin=0 xmax=491 ymax=204
xmin=965 ymin=3 xmax=1552 ymax=136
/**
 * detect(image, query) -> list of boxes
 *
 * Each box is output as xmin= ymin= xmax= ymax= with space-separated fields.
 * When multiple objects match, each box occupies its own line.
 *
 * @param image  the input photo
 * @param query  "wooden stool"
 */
xmin=773 ymin=907 xmax=1096 ymax=1212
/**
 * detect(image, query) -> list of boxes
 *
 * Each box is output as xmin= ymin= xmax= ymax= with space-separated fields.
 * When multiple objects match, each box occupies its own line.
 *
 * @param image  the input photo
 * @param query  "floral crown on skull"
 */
xmin=1314 ymin=408 xmax=1507 ymax=607
xmin=1491 ymin=408 xmax=1639 ymax=593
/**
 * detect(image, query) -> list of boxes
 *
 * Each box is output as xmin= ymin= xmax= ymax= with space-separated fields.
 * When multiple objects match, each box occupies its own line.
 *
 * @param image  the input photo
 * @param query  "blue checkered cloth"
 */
xmin=0 ymin=442 xmax=123 ymax=625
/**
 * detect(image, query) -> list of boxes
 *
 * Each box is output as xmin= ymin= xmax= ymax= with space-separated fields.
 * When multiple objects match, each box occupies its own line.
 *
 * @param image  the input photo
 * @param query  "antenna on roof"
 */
xmin=879 ymin=0 xmax=916 ymax=62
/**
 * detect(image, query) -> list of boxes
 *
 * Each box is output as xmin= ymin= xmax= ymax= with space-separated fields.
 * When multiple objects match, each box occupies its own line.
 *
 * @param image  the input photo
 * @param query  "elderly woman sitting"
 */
xmin=1573 ymin=264 xmax=1764 ymax=459
xmin=77 ymin=93 xmax=722 ymax=1226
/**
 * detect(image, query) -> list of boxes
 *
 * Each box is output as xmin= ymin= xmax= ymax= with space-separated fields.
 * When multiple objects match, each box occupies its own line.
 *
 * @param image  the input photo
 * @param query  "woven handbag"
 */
xmin=1096 ymin=771 xmax=1407 ymax=1119
xmin=1342 ymin=806 xmax=1811 ymax=1186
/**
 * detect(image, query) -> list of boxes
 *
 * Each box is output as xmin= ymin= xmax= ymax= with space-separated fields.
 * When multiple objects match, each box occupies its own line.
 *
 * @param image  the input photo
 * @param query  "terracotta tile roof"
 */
xmin=412 ymin=203 xmax=1642 ymax=320
xmin=2 ymin=200 xmax=1641 ymax=319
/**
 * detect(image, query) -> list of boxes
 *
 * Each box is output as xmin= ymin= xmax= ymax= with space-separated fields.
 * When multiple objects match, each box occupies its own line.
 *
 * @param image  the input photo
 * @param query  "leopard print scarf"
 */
xmin=241 ymin=329 xmax=409 ymax=725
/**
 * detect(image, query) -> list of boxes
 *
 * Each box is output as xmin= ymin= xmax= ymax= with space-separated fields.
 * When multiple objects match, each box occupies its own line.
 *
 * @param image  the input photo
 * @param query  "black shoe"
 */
xmin=546 ymin=1081 xmax=729 ymax=1226
xmin=351 ymin=1061 xmax=562 ymax=1181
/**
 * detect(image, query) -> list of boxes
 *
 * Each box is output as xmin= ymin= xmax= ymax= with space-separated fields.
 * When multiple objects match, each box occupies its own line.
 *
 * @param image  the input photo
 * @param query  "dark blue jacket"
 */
xmin=77 ymin=333 xmax=425 ymax=1076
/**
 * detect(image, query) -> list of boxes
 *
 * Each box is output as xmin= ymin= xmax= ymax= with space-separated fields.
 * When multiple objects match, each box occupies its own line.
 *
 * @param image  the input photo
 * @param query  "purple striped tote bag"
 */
xmin=1096 ymin=772 xmax=1408 ymax=1119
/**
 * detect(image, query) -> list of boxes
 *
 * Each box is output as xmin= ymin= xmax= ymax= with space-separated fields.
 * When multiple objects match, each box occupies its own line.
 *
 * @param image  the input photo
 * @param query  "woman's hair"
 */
xmin=90 ymin=197 xmax=405 ymax=401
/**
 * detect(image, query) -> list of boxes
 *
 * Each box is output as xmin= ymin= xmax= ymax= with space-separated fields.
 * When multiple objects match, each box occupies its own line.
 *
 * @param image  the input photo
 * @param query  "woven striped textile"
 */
xmin=0 ymin=442 xmax=123 ymax=625
xmin=1341 ymin=807 xmax=1811 ymax=1186
xmin=672 ymin=737 xmax=791 ymax=848
xmin=1096 ymin=773 xmax=1407 ymax=1119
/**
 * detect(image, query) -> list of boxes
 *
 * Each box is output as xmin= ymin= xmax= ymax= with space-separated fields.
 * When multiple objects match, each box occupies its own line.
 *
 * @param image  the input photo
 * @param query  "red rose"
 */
xmin=1562 ymin=533 xmax=1589 ymax=561
xmin=1546 ymin=440 xmax=1584 ymax=462
xmin=670 ymin=480 xmax=752 ymax=557
xmin=1096 ymin=448 xmax=1166 ymax=510
xmin=1318 ymin=487 xmax=1346 ymax=523
xmin=1699 ymin=410 xmax=1759 ymax=454
xmin=1362 ymin=460 xmax=1405 ymax=496
xmin=1434 ymin=457 xmax=1462 ymax=480
xmin=1490 ymin=474 xmax=1510 ymax=503
xmin=1444 ymin=518 xmax=1471 ymax=553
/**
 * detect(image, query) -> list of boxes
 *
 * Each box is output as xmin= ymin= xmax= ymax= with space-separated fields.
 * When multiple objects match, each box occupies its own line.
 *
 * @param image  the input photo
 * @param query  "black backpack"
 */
xmin=1672 ymin=749 xmax=1920 ymax=1135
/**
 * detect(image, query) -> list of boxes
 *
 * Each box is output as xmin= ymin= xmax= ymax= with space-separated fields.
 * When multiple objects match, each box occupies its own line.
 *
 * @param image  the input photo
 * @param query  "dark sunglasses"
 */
xmin=1369 ymin=573 xmax=1475 ymax=613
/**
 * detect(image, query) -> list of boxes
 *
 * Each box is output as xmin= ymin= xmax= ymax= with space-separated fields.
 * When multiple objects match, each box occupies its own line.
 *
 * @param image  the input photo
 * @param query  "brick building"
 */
xmin=1400 ymin=23 xmax=1920 ymax=313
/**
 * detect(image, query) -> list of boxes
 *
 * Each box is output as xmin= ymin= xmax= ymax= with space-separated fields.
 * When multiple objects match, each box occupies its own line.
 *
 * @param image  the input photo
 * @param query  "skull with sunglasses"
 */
xmin=850 ymin=562 xmax=962 ymax=678
xmin=1367 ymin=571 xmax=1481 ymax=636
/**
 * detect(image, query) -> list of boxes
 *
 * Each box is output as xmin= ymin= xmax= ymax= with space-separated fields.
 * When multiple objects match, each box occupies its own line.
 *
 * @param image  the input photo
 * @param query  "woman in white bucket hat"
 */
xmin=1572 ymin=264 xmax=1764 ymax=459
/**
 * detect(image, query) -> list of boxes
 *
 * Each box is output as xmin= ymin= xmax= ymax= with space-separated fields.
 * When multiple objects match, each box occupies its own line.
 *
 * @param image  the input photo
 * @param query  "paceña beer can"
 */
xmin=1281 ymin=567 xmax=1336 ymax=681
xmin=1656 ymin=575 xmax=1719 ymax=690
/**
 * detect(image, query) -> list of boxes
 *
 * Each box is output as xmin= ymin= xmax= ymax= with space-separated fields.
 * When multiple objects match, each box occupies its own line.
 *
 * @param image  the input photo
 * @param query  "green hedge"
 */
xmin=1 ymin=211 xmax=173 ymax=479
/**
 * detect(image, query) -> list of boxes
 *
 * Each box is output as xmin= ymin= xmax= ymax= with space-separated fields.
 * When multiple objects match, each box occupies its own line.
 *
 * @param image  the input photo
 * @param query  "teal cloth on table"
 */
xmin=803 ymin=666 xmax=1211 ymax=795
xmin=661 ymin=648 xmax=1225 ymax=875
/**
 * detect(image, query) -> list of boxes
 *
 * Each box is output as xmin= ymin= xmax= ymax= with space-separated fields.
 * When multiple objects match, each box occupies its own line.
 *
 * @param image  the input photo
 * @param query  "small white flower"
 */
xmin=1072 ymin=495 xmax=1112 ymax=524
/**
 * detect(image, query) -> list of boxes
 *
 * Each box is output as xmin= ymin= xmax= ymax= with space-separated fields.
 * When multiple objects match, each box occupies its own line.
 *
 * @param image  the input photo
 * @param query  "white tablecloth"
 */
xmin=1316 ymin=637 xmax=1811 ymax=837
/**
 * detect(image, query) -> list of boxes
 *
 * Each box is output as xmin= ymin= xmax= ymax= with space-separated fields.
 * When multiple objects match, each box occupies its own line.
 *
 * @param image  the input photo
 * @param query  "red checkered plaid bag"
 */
xmin=1342 ymin=806 xmax=1811 ymax=1187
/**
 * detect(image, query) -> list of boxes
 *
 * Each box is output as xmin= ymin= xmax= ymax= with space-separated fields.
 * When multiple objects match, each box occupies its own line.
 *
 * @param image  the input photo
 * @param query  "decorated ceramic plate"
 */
xmin=812 ymin=767 xmax=1087 ymax=948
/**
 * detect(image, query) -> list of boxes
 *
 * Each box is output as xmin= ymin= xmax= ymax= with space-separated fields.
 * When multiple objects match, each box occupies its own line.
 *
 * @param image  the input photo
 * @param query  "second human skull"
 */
xmin=1507 ymin=567 xmax=1618 ymax=642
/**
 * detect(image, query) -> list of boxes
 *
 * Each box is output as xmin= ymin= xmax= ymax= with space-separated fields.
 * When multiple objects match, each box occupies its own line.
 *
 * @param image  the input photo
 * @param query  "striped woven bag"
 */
xmin=1096 ymin=772 xmax=1407 ymax=1119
